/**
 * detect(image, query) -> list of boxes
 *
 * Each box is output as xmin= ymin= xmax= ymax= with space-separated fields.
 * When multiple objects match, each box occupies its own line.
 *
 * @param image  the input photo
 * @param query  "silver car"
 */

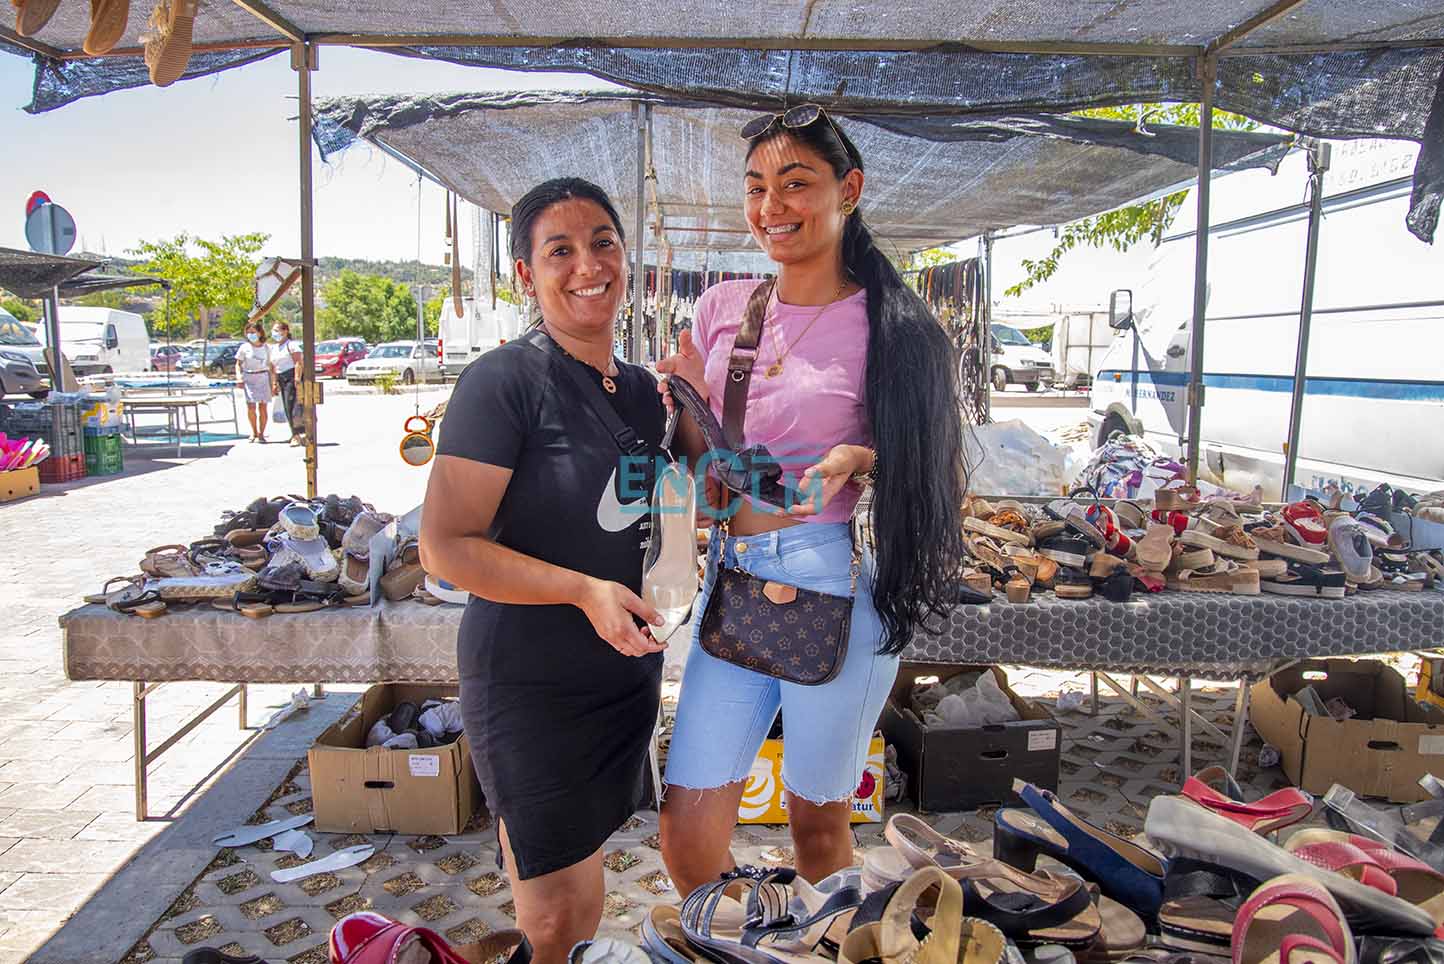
xmin=0 ymin=311 xmax=47 ymax=397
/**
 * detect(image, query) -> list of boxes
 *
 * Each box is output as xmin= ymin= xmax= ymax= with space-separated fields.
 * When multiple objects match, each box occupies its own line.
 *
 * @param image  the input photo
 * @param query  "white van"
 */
xmin=1089 ymin=138 xmax=1444 ymax=498
xmin=440 ymin=297 xmax=523 ymax=376
xmin=1051 ymin=309 xmax=1111 ymax=390
xmin=989 ymin=323 xmax=1055 ymax=392
xmin=34 ymin=307 xmax=150 ymax=377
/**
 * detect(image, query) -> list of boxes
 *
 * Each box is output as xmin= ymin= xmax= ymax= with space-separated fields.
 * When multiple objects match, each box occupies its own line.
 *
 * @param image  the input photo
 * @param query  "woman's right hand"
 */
xmin=579 ymin=578 xmax=667 ymax=657
xmin=656 ymin=328 xmax=707 ymax=416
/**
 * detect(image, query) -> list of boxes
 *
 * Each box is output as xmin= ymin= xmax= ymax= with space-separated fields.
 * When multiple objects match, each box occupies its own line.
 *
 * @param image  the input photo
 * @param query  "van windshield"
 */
xmin=993 ymin=326 xmax=1031 ymax=346
xmin=0 ymin=316 xmax=40 ymax=346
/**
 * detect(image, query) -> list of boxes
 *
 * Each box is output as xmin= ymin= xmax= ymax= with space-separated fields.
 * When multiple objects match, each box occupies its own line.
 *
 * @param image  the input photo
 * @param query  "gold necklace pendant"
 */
xmin=765 ymin=362 xmax=783 ymax=378
xmin=601 ymin=375 xmax=617 ymax=394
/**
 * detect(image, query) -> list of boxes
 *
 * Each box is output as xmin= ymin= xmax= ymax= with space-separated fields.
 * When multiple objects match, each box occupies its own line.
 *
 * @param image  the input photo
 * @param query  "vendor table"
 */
xmin=119 ymin=382 xmax=240 ymax=455
xmin=122 ymin=395 xmax=218 ymax=456
xmin=60 ymin=589 xmax=1444 ymax=817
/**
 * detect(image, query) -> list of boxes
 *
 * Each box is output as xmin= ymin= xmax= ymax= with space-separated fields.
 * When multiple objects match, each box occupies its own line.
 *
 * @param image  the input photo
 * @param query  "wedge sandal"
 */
xmin=1181 ymin=767 xmax=1313 ymax=835
xmin=1286 ymin=830 xmax=1444 ymax=927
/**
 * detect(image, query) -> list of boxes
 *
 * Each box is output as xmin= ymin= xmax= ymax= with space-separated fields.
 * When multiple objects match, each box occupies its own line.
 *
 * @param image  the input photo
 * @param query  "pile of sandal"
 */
xmin=955 ymin=485 xmax=1442 ymax=605
xmin=363 ymin=696 xmax=465 ymax=750
xmin=87 ymin=494 xmax=409 ymax=619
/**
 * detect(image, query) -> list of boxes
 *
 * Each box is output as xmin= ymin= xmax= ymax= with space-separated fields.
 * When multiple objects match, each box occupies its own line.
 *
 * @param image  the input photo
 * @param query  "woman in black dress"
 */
xmin=420 ymin=179 xmax=666 ymax=964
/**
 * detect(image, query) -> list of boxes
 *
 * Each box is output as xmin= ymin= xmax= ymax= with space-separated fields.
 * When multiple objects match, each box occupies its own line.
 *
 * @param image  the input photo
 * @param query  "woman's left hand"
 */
xmin=789 ymin=444 xmax=870 ymax=516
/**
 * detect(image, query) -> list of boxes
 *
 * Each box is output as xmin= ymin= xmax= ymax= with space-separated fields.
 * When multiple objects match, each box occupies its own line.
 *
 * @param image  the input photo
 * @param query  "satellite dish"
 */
xmin=25 ymin=202 xmax=77 ymax=256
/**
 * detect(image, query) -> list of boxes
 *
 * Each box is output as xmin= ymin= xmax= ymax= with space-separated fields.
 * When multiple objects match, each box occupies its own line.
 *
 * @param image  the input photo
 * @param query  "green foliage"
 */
xmin=374 ymin=369 xmax=400 ymax=395
xmin=1 ymin=297 xmax=36 ymax=322
xmin=317 ymin=256 xmax=469 ymax=290
xmin=129 ymin=232 xmax=269 ymax=337
xmin=1021 ymin=324 xmax=1054 ymax=345
xmin=71 ymin=289 xmax=140 ymax=311
xmin=317 ymin=269 xmax=419 ymax=343
xmin=1004 ymin=104 xmax=1260 ymax=298
xmin=902 ymin=246 xmax=959 ymax=271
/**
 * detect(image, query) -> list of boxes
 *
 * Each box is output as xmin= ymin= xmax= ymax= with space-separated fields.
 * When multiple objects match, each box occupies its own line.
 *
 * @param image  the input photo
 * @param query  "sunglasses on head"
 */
xmin=740 ymin=104 xmax=839 ymax=141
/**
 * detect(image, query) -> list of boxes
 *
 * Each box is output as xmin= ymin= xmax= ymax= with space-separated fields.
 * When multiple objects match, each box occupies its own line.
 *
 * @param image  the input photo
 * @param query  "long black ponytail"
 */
xmin=747 ymin=119 xmax=967 ymax=655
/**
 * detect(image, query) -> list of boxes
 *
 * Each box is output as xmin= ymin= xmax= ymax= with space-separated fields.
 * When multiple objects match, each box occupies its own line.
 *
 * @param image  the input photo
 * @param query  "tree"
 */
xmin=129 ymin=232 xmax=269 ymax=338
xmin=423 ymin=284 xmax=452 ymax=337
xmin=1 ymin=297 xmax=36 ymax=322
xmin=317 ymin=270 xmax=418 ymax=343
xmin=1004 ymin=104 xmax=1259 ymax=298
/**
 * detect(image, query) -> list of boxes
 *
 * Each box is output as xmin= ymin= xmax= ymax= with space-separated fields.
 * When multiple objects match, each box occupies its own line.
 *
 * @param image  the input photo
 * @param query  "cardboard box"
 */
xmin=882 ymin=663 xmax=1061 ymax=812
xmin=0 ymin=467 xmax=39 ymax=503
xmin=737 ymin=732 xmax=885 ymax=825
xmin=310 ymin=684 xmax=481 ymax=835
xmin=1250 ymin=659 xmax=1444 ymax=803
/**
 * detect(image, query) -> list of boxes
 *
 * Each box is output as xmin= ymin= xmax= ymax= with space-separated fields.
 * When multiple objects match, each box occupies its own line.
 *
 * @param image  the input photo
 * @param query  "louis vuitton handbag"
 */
xmin=696 ymin=281 xmax=859 ymax=686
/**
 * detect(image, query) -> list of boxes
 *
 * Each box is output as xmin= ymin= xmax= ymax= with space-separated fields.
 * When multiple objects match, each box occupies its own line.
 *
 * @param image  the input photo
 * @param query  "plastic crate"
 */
xmin=38 ymin=452 xmax=85 ymax=484
xmin=83 ymin=432 xmax=124 ymax=476
xmin=3 ymin=402 xmax=84 ymax=460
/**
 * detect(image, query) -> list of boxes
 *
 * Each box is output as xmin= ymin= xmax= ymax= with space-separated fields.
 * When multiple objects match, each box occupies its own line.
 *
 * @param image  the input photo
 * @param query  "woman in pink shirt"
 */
xmin=657 ymin=107 xmax=967 ymax=893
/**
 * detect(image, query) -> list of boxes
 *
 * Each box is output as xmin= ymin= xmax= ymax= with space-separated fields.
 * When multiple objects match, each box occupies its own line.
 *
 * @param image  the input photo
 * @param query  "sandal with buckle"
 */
xmin=840 ymin=867 xmax=1007 ymax=964
xmin=668 ymin=375 xmax=803 ymax=511
xmin=1181 ymin=767 xmax=1312 ymax=836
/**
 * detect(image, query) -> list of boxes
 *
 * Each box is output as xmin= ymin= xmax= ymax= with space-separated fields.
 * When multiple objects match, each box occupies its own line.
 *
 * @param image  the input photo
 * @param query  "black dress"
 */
xmin=436 ymin=334 xmax=664 ymax=880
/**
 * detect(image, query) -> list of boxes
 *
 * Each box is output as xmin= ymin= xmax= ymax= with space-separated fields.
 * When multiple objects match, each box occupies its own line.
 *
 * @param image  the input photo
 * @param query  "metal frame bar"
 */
xmin=228 ymin=0 xmax=305 ymax=42
xmin=296 ymin=42 xmax=320 ymax=500
xmin=1090 ymin=672 xmax=1251 ymax=783
xmin=132 ymin=681 xmax=249 ymax=820
xmin=1205 ymin=0 xmax=1310 ymax=55
xmin=0 ymin=25 xmax=65 ymax=58
xmin=1281 ymin=139 xmax=1330 ymax=500
xmin=631 ymin=103 xmax=648 ymax=365
xmin=1184 ymin=53 xmax=1216 ymax=484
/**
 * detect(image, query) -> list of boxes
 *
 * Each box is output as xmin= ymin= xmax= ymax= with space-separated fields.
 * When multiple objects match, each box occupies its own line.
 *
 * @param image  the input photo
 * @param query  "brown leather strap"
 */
xmin=723 ymin=280 xmax=776 ymax=449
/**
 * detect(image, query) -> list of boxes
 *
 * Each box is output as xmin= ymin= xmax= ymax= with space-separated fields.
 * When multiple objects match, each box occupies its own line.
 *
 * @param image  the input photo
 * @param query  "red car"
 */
xmin=314 ymin=339 xmax=368 ymax=378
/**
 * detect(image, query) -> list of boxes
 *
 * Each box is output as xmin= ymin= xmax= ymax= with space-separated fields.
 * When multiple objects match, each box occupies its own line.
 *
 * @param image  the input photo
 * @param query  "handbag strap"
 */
xmin=521 ymin=328 xmax=649 ymax=458
xmin=722 ymin=280 xmax=777 ymax=449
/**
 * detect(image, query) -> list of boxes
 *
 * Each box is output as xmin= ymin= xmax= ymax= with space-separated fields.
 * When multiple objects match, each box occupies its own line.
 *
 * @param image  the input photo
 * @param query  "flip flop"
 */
xmin=271 ymin=844 xmax=374 ymax=883
xmin=1232 ymin=874 xmax=1354 ymax=964
xmin=212 ymin=813 xmax=314 ymax=848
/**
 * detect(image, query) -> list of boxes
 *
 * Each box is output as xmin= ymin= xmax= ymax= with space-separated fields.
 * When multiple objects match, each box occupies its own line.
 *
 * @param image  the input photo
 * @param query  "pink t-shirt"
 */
xmin=692 ymin=279 xmax=872 ymax=524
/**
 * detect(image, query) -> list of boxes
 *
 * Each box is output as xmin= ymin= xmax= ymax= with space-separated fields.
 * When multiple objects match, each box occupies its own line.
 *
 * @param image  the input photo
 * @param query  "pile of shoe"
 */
xmin=85 ymin=494 xmax=403 ymax=619
xmin=364 ymin=697 xmax=465 ymax=750
xmin=956 ymin=486 xmax=1442 ymax=603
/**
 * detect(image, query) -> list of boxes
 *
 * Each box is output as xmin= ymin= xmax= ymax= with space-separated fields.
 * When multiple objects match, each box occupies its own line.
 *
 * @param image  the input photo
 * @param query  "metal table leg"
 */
xmin=133 ymin=682 xmax=148 ymax=821
xmin=1090 ymin=671 xmax=1099 ymax=715
xmin=1180 ymin=676 xmax=1193 ymax=780
xmin=1229 ymin=678 xmax=1251 ymax=774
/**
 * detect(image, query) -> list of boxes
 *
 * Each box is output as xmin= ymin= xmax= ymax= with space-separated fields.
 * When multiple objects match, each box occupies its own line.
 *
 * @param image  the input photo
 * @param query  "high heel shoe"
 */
xmin=994 ymin=779 xmax=1167 ymax=922
xmin=666 ymin=375 xmax=802 ymax=510
xmin=642 ymin=460 xmax=699 ymax=642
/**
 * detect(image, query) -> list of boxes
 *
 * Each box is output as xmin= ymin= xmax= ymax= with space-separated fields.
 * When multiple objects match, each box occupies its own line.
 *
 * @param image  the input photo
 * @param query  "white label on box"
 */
xmin=1419 ymin=735 xmax=1444 ymax=755
xmin=408 ymin=754 xmax=440 ymax=777
xmin=1028 ymin=730 xmax=1058 ymax=752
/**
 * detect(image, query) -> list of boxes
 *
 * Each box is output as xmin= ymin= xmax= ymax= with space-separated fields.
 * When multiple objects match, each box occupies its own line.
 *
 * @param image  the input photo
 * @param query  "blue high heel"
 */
xmin=993 ymin=779 xmax=1167 ymax=922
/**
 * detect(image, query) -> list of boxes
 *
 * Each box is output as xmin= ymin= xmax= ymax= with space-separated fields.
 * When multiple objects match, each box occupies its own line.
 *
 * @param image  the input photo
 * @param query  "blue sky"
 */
xmin=0 ymin=48 xmax=615 ymax=263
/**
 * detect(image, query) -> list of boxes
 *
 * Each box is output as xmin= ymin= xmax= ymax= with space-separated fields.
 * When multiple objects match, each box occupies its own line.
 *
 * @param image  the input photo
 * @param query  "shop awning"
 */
xmin=313 ymin=90 xmax=1292 ymax=256
xmin=0 ymin=246 xmax=102 ymax=299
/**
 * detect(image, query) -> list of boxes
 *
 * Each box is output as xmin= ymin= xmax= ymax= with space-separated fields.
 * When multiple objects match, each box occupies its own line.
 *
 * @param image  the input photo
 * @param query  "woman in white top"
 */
xmin=270 ymin=320 xmax=306 ymax=446
xmin=235 ymin=319 xmax=276 ymax=443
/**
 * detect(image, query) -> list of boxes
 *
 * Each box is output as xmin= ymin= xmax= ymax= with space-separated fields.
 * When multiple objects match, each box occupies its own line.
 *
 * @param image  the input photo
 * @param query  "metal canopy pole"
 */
xmin=979 ymin=232 xmax=994 ymax=423
xmin=631 ymin=103 xmax=647 ymax=365
xmin=295 ymin=42 xmax=319 ymax=499
xmin=1184 ymin=54 xmax=1217 ymax=485
xmin=1281 ymin=139 xmax=1331 ymax=500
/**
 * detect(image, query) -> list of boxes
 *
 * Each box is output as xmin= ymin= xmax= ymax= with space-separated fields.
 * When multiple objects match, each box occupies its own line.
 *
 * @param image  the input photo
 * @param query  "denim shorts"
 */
xmin=665 ymin=522 xmax=900 ymax=805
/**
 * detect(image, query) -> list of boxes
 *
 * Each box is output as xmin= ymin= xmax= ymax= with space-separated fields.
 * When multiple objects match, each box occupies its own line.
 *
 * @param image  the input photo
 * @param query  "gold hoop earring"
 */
xmin=841 ymin=200 xmax=857 ymax=216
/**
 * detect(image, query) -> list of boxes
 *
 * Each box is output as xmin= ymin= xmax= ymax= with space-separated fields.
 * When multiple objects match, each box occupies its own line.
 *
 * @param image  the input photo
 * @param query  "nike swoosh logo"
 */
xmin=596 ymin=467 xmax=648 ymax=532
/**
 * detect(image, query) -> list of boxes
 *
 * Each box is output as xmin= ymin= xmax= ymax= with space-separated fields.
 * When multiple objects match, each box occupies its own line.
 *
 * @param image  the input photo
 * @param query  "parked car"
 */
xmin=199 ymin=341 xmax=242 ymax=376
xmin=346 ymin=340 xmax=443 ymax=385
xmin=149 ymin=344 xmax=188 ymax=372
xmin=0 ymin=308 xmax=48 ymax=396
xmin=33 ymin=307 xmax=150 ymax=376
xmin=314 ymin=338 xmax=369 ymax=378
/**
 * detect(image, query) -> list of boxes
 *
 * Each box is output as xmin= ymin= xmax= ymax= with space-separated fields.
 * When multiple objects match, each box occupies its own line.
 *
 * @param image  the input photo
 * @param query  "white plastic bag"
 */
xmin=963 ymin=419 xmax=1071 ymax=496
xmin=272 ymin=395 xmax=287 ymax=424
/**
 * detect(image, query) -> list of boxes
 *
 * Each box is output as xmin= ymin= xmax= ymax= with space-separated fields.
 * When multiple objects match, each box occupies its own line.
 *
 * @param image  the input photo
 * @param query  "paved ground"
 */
xmin=0 ymin=388 xmax=1338 ymax=964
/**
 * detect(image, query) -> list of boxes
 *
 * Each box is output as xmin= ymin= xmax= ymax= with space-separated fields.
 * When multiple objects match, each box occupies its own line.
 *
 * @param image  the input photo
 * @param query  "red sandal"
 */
xmin=1181 ymin=767 xmax=1313 ymax=836
xmin=1232 ymin=875 xmax=1354 ymax=964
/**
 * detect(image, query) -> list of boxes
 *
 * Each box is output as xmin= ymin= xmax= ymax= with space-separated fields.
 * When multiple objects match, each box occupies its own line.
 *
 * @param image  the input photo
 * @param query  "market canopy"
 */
xmin=0 ymin=246 xmax=102 ymax=299
xmin=312 ymin=90 xmax=1291 ymax=257
xmin=3 ymin=1 xmax=1441 ymax=239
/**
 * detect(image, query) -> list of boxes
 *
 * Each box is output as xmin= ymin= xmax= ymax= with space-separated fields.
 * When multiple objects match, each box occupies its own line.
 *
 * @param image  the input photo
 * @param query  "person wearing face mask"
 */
xmin=419 ymin=178 xmax=666 ymax=964
xmin=235 ymin=319 xmax=276 ymax=443
xmin=270 ymin=320 xmax=306 ymax=447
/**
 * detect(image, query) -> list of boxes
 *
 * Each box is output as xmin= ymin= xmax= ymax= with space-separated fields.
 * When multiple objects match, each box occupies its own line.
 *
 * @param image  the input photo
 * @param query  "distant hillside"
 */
xmin=69 ymin=252 xmax=470 ymax=291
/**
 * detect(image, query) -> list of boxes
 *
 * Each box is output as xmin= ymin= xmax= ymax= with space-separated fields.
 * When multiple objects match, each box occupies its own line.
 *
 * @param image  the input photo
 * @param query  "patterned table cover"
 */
xmin=60 ymin=589 xmax=1444 ymax=684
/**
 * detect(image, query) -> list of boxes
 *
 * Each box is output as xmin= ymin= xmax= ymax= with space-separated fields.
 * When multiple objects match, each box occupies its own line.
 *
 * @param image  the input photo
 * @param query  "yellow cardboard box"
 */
xmin=737 ymin=732 xmax=884 ymax=825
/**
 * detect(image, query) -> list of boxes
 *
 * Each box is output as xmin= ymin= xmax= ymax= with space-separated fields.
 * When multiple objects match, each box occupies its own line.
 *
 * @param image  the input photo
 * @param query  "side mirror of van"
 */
xmin=104 ymin=324 xmax=119 ymax=350
xmin=1109 ymin=290 xmax=1134 ymax=331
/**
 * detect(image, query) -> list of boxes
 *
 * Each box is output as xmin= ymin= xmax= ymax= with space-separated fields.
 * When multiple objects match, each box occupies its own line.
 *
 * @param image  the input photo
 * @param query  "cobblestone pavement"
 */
xmin=0 ymin=387 xmax=1406 ymax=964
